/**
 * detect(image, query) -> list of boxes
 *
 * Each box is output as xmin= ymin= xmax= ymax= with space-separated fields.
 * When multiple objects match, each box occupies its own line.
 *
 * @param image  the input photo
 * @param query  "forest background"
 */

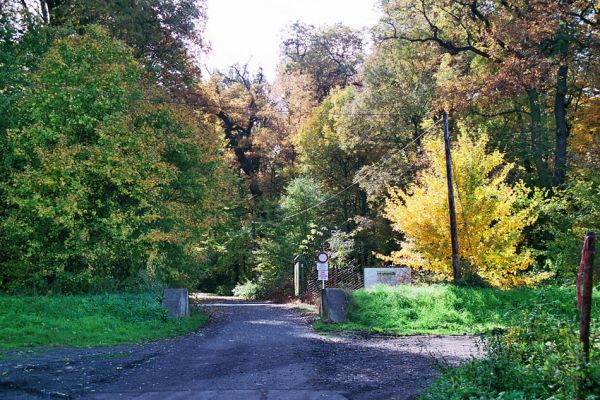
xmin=0 ymin=0 xmax=598 ymax=297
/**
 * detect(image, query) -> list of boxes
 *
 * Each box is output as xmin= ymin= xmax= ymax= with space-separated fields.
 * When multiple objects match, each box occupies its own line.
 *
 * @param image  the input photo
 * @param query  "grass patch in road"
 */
xmin=295 ymin=305 xmax=315 ymax=315
xmin=315 ymin=284 xmax=594 ymax=335
xmin=0 ymin=293 xmax=208 ymax=349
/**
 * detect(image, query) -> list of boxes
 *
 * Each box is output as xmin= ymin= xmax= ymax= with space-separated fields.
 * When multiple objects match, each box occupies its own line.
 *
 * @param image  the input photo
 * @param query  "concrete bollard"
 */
xmin=319 ymin=288 xmax=348 ymax=323
xmin=162 ymin=288 xmax=189 ymax=318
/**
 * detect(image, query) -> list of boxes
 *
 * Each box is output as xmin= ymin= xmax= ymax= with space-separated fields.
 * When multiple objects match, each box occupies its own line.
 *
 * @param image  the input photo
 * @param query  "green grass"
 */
xmin=315 ymin=284 xmax=597 ymax=335
xmin=0 ymin=293 xmax=208 ymax=349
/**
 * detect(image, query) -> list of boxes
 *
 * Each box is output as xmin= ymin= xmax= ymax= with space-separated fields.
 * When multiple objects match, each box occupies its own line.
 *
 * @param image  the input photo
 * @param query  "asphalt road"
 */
xmin=0 ymin=296 xmax=479 ymax=400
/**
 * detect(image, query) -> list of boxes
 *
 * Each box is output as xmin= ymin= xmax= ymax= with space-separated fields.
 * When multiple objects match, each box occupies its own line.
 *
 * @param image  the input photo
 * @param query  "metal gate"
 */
xmin=295 ymin=255 xmax=363 ymax=304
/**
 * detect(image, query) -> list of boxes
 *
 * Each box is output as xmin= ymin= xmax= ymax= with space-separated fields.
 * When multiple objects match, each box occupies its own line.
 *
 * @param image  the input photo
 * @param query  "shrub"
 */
xmin=420 ymin=300 xmax=600 ymax=399
xmin=538 ymin=178 xmax=600 ymax=282
xmin=232 ymin=280 xmax=265 ymax=300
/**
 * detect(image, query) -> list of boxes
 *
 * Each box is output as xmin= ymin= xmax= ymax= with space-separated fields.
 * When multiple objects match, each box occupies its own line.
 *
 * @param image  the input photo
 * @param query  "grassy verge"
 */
xmin=0 ymin=293 xmax=208 ymax=349
xmin=313 ymin=284 xmax=599 ymax=398
xmin=314 ymin=284 xmax=596 ymax=335
xmin=419 ymin=293 xmax=599 ymax=399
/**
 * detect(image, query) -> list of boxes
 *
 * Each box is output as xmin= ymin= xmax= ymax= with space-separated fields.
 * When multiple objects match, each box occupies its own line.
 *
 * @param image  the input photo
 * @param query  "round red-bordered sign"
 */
xmin=317 ymin=252 xmax=328 ymax=263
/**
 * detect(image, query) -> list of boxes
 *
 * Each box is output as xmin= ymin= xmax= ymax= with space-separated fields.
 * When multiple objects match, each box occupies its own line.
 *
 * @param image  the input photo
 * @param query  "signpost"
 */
xmin=317 ymin=252 xmax=328 ymax=263
xmin=317 ymin=252 xmax=329 ymax=289
xmin=318 ymin=270 xmax=329 ymax=281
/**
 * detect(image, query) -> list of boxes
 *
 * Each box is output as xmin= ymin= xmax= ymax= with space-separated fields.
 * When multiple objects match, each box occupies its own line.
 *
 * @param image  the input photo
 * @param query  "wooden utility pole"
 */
xmin=579 ymin=231 xmax=596 ymax=361
xmin=443 ymin=112 xmax=461 ymax=282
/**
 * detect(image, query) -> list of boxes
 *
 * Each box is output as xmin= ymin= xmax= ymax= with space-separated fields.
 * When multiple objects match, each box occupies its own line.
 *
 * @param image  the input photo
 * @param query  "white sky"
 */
xmin=202 ymin=0 xmax=382 ymax=81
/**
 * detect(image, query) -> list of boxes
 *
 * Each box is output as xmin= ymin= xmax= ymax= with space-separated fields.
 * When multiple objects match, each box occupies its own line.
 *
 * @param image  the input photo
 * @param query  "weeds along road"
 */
xmin=0 ymin=296 xmax=479 ymax=400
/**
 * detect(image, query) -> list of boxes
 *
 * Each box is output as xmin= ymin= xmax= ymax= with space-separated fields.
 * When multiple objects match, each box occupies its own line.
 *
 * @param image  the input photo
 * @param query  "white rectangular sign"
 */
xmin=318 ymin=270 xmax=329 ymax=281
xmin=363 ymin=267 xmax=411 ymax=288
xmin=316 ymin=262 xmax=328 ymax=271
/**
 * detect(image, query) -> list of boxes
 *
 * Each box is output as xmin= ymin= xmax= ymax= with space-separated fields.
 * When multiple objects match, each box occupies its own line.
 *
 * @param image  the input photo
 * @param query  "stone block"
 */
xmin=319 ymin=288 xmax=348 ymax=323
xmin=162 ymin=288 xmax=189 ymax=318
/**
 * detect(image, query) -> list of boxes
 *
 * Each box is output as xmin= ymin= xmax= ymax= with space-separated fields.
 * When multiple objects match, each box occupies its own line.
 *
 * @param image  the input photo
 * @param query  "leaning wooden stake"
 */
xmin=578 ymin=231 xmax=596 ymax=361
xmin=443 ymin=112 xmax=461 ymax=282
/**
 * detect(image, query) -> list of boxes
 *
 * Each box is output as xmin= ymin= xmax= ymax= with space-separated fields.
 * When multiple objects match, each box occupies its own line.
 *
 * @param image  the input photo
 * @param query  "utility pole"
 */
xmin=443 ymin=112 xmax=461 ymax=282
xmin=578 ymin=232 xmax=596 ymax=361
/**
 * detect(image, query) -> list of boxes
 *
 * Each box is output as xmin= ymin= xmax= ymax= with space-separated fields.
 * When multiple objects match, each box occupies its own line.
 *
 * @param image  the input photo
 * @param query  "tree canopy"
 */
xmin=0 ymin=0 xmax=598 ymax=294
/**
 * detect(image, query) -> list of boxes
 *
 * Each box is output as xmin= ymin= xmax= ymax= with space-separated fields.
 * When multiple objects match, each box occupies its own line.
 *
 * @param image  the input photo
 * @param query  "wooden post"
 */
xmin=579 ymin=231 xmax=596 ymax=361
xmin=443 ymin=112 xmax=461 ymax=282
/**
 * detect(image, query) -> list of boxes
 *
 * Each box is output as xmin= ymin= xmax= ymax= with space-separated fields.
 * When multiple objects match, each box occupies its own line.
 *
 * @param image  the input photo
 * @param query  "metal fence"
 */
xmin=302 ymin=263 xmax=363 ymax=304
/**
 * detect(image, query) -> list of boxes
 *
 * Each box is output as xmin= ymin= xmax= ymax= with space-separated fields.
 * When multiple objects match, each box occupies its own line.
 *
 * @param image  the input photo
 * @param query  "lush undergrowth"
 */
xmin=419 ymin=301 xmax=600 ymax=399
xmin=315 ymin=284 xmax=597 ymax=335
xmin=314 ymin=284 xmax=599 ymax=398
xmin=0 ymin=293 xmax=207 ymax=349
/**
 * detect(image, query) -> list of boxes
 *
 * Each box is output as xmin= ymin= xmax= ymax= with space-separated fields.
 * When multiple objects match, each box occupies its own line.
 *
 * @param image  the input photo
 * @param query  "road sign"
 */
xmin=318 ymin=270 xmax=329 ymax=281
xmin=317 ymin=252 xmax=329 ymax=263
xmin=316 ymin=262 xmax=328 ymax=271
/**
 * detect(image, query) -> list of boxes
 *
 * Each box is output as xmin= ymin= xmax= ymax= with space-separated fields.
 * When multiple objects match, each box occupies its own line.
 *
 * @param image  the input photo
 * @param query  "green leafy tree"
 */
xmin=0 ymin=26 xmax=233 ymax=293
xmin=252 ymin=177 xmax=326 ymax=297
xmin=8 ymin=0 xmax=207 ymax=87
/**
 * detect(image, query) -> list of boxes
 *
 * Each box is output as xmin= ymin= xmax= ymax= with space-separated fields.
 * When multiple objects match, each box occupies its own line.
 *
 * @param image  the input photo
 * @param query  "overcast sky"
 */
xmin=202 ymin=0 xmax=381 ymax=81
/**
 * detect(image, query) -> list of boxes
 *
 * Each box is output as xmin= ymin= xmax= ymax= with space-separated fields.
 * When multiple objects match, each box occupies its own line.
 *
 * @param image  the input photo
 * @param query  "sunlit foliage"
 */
xmin=0 ymin=26 xmax=232 ymax=293
xmin=384 ymin=131 xmax=543 ymax=287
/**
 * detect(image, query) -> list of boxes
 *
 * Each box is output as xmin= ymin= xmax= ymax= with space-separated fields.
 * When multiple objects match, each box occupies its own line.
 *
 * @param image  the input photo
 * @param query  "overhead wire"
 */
xmin=215 ymin=116 xmax=443 ymax=248
xmin=275 ymin=117 xmax=442 ymax=223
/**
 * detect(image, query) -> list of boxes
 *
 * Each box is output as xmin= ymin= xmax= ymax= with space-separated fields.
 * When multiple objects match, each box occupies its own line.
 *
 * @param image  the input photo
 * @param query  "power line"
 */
xmin=213 ymin=116 xmax=441 ymax=250
xmin=276 ymin=117 xmax=442 ymax=222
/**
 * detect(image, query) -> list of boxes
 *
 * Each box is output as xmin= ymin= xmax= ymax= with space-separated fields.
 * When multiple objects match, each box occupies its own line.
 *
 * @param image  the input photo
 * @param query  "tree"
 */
xmin=337 ymin=39 xmax=439 ymax=200
xmin=294 ymin=87 xmax=394 ymax=267
xmin=280 ymin=22 xmax=364 ymax=102
xmin=253 ymin=177 xmax=326 ymax=296
xmin=204 ymin=64 xmax=294 ymax=197
xmin=378 ymin=0 xmax=598 ymax=187
xmin=6 ymin=0 xmax=207 ymax=88
xmin=0 ymin=26 xmax=233 ymax=293
xmin=294 ymin=87 xmax=368 ymax=224
xmin=384 ymin=130 xmax=543 ymax=287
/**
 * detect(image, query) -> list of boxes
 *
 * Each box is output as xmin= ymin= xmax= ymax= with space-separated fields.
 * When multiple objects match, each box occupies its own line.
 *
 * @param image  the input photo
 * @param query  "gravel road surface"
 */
xmin=0 ymin=296 xmax=480 ymax=399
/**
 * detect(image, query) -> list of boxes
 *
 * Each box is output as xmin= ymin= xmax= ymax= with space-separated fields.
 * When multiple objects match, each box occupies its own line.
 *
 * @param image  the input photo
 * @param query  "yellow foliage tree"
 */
xmin=383 ymin=131 xmax=543 ymax=288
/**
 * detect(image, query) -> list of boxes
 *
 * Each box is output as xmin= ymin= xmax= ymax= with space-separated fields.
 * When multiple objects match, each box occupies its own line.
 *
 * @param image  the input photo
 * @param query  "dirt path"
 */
xmin=0 ymin=296 xmax=480 ymax=400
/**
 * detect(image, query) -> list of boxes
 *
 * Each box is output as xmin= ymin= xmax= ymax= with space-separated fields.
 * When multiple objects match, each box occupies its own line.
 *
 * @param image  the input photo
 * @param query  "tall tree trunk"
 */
xmin=527 ymin=89 xmax=551 ymax=187
xmin=553 ymin=64 xmax=569 ymax=186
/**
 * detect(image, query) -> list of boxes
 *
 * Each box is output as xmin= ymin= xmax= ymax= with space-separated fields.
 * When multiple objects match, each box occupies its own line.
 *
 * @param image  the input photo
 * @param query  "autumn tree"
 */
xmin=384 ymin=131 xmax=542 ymax=287
xmin=280 ymin=22 xmax=364 ymax=103
xmin=378 ymin=0 xmax=598 ymax=187
xmin=204 ymin=64 xmax=295 ymax=198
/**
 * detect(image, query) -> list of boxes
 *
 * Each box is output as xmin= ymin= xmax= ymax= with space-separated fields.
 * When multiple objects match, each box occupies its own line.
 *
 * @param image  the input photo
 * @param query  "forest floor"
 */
xmin=0 ymin=294 xmax=480 ymax=400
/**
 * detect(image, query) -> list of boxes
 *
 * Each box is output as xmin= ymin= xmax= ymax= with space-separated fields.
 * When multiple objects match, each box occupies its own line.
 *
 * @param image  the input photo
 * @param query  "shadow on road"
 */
xmin=0 ymin=295 xmax=480 ymax=400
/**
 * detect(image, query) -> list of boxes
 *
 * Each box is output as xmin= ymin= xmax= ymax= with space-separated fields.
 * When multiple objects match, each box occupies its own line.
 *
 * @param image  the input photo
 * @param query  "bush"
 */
xmin=538 ymin=178 xmax=600 ymax=282
xmin=420 ymin=302 xmax=600 ymax=399
xmin=214 ymin=285 xmax=233 ymax=296
xmin=232 ymin=280 xmax=265 ymax=300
